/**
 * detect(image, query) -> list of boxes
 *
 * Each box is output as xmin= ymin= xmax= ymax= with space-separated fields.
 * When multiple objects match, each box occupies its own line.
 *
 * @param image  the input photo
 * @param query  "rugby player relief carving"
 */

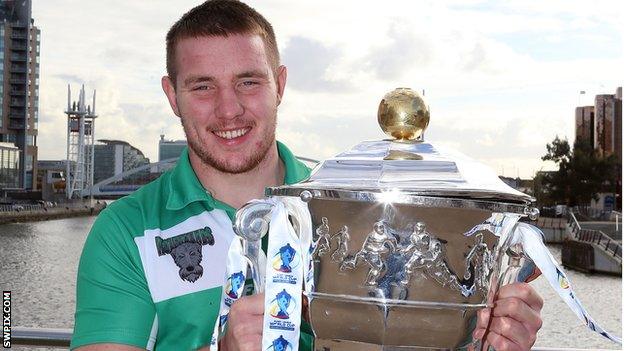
xmin=155 ymin=226 xmax=215 ymax=282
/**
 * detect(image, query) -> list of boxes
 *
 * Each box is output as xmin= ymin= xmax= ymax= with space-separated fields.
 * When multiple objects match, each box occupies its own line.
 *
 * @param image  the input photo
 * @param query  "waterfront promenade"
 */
xmin=0 ymin=201 xmax=106 ymax=225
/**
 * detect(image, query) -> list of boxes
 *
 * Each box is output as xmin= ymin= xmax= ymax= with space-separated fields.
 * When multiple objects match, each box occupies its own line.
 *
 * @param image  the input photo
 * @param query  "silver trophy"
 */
xmin=235 ymin=88 xmax=543 ymax=350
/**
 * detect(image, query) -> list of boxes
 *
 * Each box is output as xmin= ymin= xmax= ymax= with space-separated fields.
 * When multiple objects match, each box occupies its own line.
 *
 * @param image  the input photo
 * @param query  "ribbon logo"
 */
xmin=269 ymin=289 xmax=296 ymax=320
xmin=556 ymin=268 xmax=570 ymax=290
xmin=225 ymin=271 xmax=246 ymax=299
xmin=267 ymin=335 xmax=293 ymax=351
xmin=272 ymin=243 xmax=300 ymax=273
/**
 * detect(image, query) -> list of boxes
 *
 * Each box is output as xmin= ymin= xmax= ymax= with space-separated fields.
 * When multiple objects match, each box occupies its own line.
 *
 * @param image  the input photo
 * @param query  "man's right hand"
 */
xmin=220 ymin=293 xmax=265 ymax=351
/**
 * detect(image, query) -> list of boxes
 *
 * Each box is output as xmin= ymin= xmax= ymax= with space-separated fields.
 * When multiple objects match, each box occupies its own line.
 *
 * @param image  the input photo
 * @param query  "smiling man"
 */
xmin=70 ymin=1 xmax=543 ymax=351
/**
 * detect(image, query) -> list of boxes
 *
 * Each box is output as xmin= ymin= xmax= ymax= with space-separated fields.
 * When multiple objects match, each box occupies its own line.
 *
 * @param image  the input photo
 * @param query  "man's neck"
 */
xmin=188 ymin=143 xmax=285 ymax=209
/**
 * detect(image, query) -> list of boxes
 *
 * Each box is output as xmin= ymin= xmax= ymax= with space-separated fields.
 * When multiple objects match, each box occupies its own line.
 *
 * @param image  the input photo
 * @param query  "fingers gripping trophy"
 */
xmin=232 ymin=88 xmax=622 ymax=350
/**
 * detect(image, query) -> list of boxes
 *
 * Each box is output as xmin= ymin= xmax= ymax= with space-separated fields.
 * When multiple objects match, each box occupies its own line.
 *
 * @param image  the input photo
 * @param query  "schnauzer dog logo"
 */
xmin=155 ymin=226 xmax=215 ymax=282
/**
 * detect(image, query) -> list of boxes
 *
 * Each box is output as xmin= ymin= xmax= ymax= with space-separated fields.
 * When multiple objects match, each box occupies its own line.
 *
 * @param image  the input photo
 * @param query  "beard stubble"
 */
xmin=181 ymin=116 xmax=276 ymax=175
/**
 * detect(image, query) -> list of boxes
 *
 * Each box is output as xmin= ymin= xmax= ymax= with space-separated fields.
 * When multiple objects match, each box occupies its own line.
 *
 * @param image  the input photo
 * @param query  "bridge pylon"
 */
xmin=65 ymin=84 xmax=97 ymax=199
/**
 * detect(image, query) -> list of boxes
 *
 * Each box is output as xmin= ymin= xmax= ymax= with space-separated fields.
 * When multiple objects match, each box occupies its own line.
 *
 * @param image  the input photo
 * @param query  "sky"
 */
xmin=32 ymin=0 xmax=623 ymax=178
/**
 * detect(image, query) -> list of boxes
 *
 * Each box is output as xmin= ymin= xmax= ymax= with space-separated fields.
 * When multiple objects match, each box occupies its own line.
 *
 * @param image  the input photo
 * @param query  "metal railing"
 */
xmin=573 ymin=206 xmax=614 ymax=221
xmin=0 ymin=203 xmax=44 ymax=212
xmin=567 ymin=212 xmax=621 ymax=259
xmin=535 ymin=216 xmax=567 ymax=229
xmin=11 ymin=327 xmax=72 ymax=348
xmin=0 ymin=201 xmax=103 ymax=213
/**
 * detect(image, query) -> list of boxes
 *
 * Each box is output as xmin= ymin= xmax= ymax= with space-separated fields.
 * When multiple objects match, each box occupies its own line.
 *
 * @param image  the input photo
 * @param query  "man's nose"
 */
xmin=215 ymin=88 xmax=244 ymax=119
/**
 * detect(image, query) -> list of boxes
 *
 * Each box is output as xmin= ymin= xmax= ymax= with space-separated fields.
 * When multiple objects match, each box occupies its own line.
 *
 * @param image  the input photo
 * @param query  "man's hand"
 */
xmin=221 ymin=293 xmax=265 ymax=351
xmin=473 ymin=283 xmax=543 ymax=351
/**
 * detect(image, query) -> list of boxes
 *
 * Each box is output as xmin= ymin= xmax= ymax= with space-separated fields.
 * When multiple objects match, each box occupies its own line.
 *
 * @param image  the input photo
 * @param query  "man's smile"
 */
xmin=212 ymin=127 xmax=252 ymax=140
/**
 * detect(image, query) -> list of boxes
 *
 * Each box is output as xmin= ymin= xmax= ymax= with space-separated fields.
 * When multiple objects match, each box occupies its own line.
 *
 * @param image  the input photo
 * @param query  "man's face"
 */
xmin=162 ymin=34 xmax=286 ymax=174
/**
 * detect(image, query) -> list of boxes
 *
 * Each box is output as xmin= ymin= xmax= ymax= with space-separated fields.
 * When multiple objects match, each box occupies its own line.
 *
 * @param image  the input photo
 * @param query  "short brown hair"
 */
xmin=166 ymin=0 xmax=280 ymax=86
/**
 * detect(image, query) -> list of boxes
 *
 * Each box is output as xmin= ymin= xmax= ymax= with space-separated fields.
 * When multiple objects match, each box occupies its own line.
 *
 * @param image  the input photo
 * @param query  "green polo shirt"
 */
xmin=71 ymin=142 xmax=312 ymax=350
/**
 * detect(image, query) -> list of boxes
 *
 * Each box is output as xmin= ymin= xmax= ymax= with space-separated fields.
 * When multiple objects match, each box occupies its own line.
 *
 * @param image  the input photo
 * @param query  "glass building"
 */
xmin=158 ymin=134 xmax=187 ymax=161
xmin=0 ymin=141 xmax=20 ymax=188
xmin=93 ymin=140 xmax=150 ymax=184
xmin=0 ymin=0 xmax=40 ymax=189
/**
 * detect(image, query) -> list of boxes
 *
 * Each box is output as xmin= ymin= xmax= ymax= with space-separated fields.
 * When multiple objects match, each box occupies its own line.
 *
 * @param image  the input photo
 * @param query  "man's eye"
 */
xmin=193 ymin=85 xmax=208 ymax=91
xmin=240 ymin=80 xmax=259 ymax=88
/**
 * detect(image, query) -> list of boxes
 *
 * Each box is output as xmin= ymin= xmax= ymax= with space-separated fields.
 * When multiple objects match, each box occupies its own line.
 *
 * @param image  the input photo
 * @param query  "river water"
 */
xmin=0 ymin=216 xmax=621 ymax=350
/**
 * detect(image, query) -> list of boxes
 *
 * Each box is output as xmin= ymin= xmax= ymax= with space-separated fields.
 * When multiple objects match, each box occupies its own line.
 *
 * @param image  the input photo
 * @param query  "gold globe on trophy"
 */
xmin=378 ymin=87 xmax=430 ymax=142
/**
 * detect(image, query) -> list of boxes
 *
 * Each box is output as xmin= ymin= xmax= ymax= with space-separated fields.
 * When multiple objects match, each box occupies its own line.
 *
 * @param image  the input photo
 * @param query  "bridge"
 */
xmin=82 ymin=156 xmax=319 ymax=198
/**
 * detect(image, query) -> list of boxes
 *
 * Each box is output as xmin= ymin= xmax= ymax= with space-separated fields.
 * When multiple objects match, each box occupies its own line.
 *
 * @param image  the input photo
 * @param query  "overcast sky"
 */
xmin=32 ymin=0 xmax=623 ymax=178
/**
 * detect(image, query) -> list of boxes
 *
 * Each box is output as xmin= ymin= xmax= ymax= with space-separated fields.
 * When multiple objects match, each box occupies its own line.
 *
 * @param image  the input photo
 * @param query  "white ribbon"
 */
xmin=261 ymin=199 xmax=306 ymax=351
xmin=281 ymin=197 xmax=315 ymax=295
xmin=513 ymin=222 xmax=622 ymax=344
xmin=210 ymin=237 xmax=249 ymax=350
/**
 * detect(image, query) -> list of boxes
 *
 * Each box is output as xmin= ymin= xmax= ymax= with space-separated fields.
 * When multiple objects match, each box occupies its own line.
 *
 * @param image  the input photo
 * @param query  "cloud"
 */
xmin=281 ymin=36 xmax=350 ymax=92
xmin=52 ymin=74 xmax=84 ymax=85
xmin=31 ymin=0 xmax=623 ymax=181
xmin=361 ymin=21 xmax=434 ymax=81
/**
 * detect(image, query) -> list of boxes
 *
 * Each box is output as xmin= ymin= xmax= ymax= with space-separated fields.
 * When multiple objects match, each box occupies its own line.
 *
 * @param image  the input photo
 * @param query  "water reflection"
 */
xmin=0 ymin=216 xmax=95 ymax=329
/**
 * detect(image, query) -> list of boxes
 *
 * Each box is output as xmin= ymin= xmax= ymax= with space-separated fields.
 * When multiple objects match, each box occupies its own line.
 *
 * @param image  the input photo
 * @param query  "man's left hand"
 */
xmin=473 ymin=282 xmax=543 ymax=351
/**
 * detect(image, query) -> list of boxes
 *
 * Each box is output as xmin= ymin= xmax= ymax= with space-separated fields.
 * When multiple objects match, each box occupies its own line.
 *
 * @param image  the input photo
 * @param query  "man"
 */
xmin=71 ymin=1 xmax=543 ymax=350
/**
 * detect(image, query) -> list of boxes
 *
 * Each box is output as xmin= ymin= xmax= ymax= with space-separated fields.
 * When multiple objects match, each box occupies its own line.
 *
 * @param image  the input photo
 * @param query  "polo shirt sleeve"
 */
xmin=70 ymin=208 xmax=156 ymax=350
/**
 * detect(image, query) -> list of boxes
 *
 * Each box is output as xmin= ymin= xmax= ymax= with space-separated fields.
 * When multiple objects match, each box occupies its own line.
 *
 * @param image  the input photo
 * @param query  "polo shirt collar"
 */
xmin=166 ymin=141 xmax=310 ymax=211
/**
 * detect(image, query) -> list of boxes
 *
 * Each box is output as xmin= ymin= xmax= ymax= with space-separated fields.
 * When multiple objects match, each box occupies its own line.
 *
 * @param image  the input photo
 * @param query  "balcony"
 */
xmin=11 ymin=33 xmax=28 ymax=40
xmin=10 ymin=78 xmax=26 ymax=85
xmin=11 ymin=66 xmax=27 ymax=73
xmin=9 ymin=112 xmax=25 ymax=119
xmin=10 ymin=89 xmax=26 ymax=96
xmin=10 ymin=54 xmax=27 ymax=62
xmin=10 ymin=99 xmax=25 ymax=107
xmin=11 ymin=44 xmax=28 ymax=51
xmin=8 ymin=121 xmax=26 ymax=130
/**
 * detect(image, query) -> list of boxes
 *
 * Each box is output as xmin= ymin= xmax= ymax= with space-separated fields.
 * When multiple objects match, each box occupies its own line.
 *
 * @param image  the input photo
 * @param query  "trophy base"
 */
xmin=314 ymin=338 xmax=480 ymax=351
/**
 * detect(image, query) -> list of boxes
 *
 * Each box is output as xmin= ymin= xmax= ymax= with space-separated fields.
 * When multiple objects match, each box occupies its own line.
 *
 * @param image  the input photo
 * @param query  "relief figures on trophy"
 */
xmin=312 ymin=217 xmax=495 ymax=299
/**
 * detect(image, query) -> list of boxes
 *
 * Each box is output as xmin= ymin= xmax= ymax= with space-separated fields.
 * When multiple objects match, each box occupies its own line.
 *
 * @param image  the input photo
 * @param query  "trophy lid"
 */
xmin=269 ymin=88 xmax=535 ymax=214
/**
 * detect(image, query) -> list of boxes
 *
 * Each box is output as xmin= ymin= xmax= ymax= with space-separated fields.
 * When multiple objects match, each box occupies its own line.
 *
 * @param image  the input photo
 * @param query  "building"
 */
xmin=36 ymin=159 xmax=70 ymax=201
xmin=574 ymin=88 xmax=622 ymax=161
xmin=0 ymin=141 xmax=19 ymax=188
xmin=590 ymin=88 xmax=622 ymax=162
xmin=0 ymin=0 xmax=40 ymax=190
xmin=573 ymin=87 xmax=622 ymax=211
xmin=93 ymin=139 xmax=150 ymax=184
xmin=158 ymin=134 xmax=186 ymax=161
xmin=574 ymin=106 xmax=594 ymax=147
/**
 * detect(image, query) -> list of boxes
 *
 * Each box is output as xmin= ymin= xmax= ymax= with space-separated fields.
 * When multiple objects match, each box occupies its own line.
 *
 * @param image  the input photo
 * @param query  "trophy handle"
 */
xmin=234 ymin=200 xmax=275 ymax=293
xmin=233 ymin=197 xmax=311 ymax=294
xmin=498 ymin=222 xmax=542 ymax=287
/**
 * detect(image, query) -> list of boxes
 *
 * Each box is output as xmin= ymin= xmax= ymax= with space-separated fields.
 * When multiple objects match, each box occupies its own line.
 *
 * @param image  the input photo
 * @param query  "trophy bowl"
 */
xmin=233 ymin=88 xmax=544 ymax=350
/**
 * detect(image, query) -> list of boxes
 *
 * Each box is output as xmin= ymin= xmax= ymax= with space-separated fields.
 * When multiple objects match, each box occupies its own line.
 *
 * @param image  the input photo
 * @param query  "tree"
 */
xmin=539 ymin=136 xmax=619 ymax=207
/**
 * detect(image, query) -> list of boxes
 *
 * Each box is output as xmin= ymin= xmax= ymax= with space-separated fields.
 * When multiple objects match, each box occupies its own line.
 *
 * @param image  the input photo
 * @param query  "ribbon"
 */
xmin=281 ymin=197 xmax=315 ymax=296
xmin=513 ymin=222 xmax=622 ymax=344
xmin=210 ymin=236 xmax=250 ymax=350
xmin=261 ymin=200 xmax=305 ymax=351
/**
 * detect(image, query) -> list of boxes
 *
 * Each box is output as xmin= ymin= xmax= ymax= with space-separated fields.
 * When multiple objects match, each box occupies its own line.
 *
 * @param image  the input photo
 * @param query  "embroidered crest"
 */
xmin=155 ymin=226 xmax=215 ymax=282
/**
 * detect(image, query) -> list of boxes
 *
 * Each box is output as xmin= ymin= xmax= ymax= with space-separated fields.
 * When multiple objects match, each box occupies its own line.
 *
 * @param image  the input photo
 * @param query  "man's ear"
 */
xmin=275 ymin=65 xmax=287 ymax=106
xmin=162 ymin=76 xmax=181 ymax=117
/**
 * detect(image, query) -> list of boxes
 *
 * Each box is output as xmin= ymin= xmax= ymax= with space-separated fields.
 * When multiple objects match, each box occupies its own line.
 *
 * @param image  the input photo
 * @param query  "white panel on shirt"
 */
xmin=135 ymin=210 xmax=235 ymax=303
